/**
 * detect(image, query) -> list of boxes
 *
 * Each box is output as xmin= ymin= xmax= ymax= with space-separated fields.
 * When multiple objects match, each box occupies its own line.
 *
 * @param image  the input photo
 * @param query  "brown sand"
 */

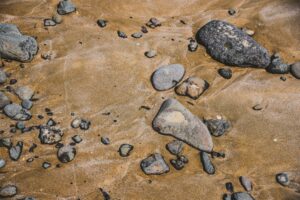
xmin=0 ymin=0 xmax=300 ymax=199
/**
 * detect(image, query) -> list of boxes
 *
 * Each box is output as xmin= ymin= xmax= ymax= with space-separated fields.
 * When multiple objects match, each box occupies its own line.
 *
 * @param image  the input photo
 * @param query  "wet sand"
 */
xmin=0 ymin=0 xmax=300 ymax=199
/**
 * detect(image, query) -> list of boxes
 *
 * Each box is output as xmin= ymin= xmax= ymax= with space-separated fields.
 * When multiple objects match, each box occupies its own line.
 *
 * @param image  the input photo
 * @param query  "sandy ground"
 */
xmin=0 ymin=0 xmax=300 ymax=199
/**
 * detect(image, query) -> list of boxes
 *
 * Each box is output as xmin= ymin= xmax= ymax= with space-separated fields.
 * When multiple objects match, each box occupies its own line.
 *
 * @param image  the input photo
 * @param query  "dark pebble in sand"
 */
xmin=252 ymin=104 xmax=263 ymax=111
xmin=166 ymin=140 xmax=184 ymax=155
xmin=99 ymin=188 xmax=111 ymax=200
xmin=205 ymin=118 xmax=230 ymax=137
xmin=72 ymin=135 xmax=82 ymax=143
xmin=141 ymin=26 xmax=148 ymax=33
xmin=178 ymin=155 xmax=189 ymax=164
xmin=47 ymin=118 xmax=57 ymax=126
xmin=26 ymin=157 xmax=34 ymax=163
xmin=140 ymin=153 xmax=170 ymax=175
xmin=79 ymin=119 xmax=91 ymax=130
xmin=200 ymin=151 xmax=215 ymax=175
xmin=0 ymin=185 xmax=17 ymax=198
xmin=280 ymin=76 xmax=286 ymax=81
xmin=228 ymin=8 xmax=236 ymax=15
xmin=118 ymin=144 xmax=134 ymax=157
xmin=276 ymin=172 xmax=289 ymax=186
xmin=9 ymin=141 xmax=23 ymax=161
xmin=9 ymin=79 xmax=17 ymax=85
xmin=232 ymin=192 xmax=255 ymax=200
xmin=101 ymin=137 xmax=110 ymax=145
xmin=144 ymin=50 xmax=156 ymax=58
xmin=240 ymin=176 xmax=253 ymax=192
xmin=131 ymin=32 xmax=143 ymax=38
xmin=225 ymin=182 xmax=234 ymax=193
xmin=218 ymin=68 xmax=232 ymax=79
xmin=44 ymin=19 xmax=56 ymax=26
xmin=97 ymin=19 xmax=107 ymax=28
xmin=57 ymin=145 xmax=76 ymax=163
xmin=170 ymin=158 xmax=185 ymax=170
xmin=117 ymin=31 xmax=127 ymax=38
xmin=29 ymin=143 xmax=37 ymax=152
xmin=146 ymin=18 xmax=161 ymax=28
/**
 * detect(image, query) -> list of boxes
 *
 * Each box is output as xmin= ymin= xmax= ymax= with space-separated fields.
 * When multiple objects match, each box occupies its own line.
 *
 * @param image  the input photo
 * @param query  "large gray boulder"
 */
xmin=0 ymin=24 xmax=38 ymax=62
xmin=196 ymin=20 xmax=270 ymax=68
xmin=152 ymin=98 xmax=213 ymax=152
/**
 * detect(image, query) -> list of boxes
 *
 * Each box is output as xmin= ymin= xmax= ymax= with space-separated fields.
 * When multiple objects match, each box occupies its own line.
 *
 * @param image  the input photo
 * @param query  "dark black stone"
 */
xmin=101 ymin=137 xmax=110 ymax=145
xmin=228 ymin=8 xmax=236 ymax=16
xmin=79 ymin=119 xmax=90 ymax=130
xmin=218 ymin=68 xmax=232 ymax=79
xmin=99 ymin=188 xmax=110 ymax=200
xmin=188 ymin=39 xmax=198 ymax=52
xmin=29 ymin=143 xmax=37 ymax=152
xmin=9 ymin=79 xmax=17 ymax=85
xmin=97 ymin=19 xmax=107 ymax=28
xmin=141 ymin=26 xmax=148 ymax=33
xmin=170 ymin=158 xmax=185 ymax=170
xmin=225 ymin=182 xmax=234 ymax=193
xmin=117 ymin=31 xmax=127 ymax=38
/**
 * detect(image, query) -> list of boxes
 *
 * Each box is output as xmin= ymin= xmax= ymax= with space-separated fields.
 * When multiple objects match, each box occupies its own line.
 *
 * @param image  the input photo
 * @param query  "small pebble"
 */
xmin=118 ymin=144 xmax=134 ymax=157
xmin=225 ymin=182 xmax=234 ymax=193
xmin=29 ymin=143 xmax=37 ymax=152
xmin=205 ymin=118 xmax=230 ymax=137
xmin=72 ymin=135 xmax=82 ymax=143
xmin=231 ymin=192 xmax=254 ymax=200
xmin=52 ymin=13 xmax=63 ymax=24
xmin=0 ymin=69 xmax=7 ymax=84
xmin=188 ymin=39 xmax=198 ymax=52
xmin=144 ymin=50 xmax=156 ymax=58
xmin=47 ymin=118 xmax=57 ymax=126
xmin=42 ymin=162 xmax=51 ymax=169
xmin=0 ymin=185 xmax=17 ymax=198
xmin=57 ymin=145 xmax=76 ymax=163
xmin=146 ymin=18 xmax=161 ymax=28
xmin=241 ymin=27 xmax=255 ymax=36
xmin=9 ymin=141 xmax=23 ymax=161
xmin=117 ymin=30 xmax=127 ymax=38
xmin=0 ymin=138 xmax=12 ymax=148
xmin=218 ymin=68 xmax=232 ymax=79
xmin=228 ymin=8 xmax=236 ymax=16
xmin=170 ymin=158 xmax=185 ymax=170
xmin=141 ymin=26 xmax=148 ymax=33
xmin=44 ymin=19 xmax=56 ymax=26
xmin=99 ymin=188 xmax=111 ymax=200
xmin=9 ymin=79 xmax=17 ymax=85
xmin=140 ymin=153 xmax=169 ymax=175
xmin=0 ymin=158 xmax=6 ymax=169
xmin=71 ymin=117 xmax=81 ymax=128
xmin=252 ymin=104 xmax=263 ymax=111
xmin=239 ymin=176 xmax=253 ymax=192
xmin=80 ymin=119 xmax=91 ymax=130
xmin=166 ymin=140 xmax=183 ymax=155
xmin=16 ymin=121 xmax=25 ymax=130
xmin=290 ymin=62 xmax=300 ymax=79
xmin=97 ymin=19 xmax=107 ymax=28
xmin=101 ymin=137 xmax=110 ymax=145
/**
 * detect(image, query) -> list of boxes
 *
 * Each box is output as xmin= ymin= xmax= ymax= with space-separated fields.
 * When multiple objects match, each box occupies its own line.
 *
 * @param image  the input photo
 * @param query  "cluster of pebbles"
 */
xmin=0 ymin=1 xmax=299 ymax=199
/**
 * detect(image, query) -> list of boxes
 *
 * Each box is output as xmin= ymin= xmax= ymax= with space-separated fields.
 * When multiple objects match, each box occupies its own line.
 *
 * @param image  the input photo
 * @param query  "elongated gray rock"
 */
xmin=153 ymin=98 xmax=213 ymax=152
xmin=0 ymin=24 xmax=38 ymax=62
xmin=15 ymin=86 xmax=34 ymax=100
xmin=200 ymin=151 xmax=215 ymax=174
xmin=9 ymin=141 xmax=23 ymax=161
xmin=240 ymin=176 xmax=253 ymax=192
xmin=4 ymin=103 xmax=31 ymax=121
xmin=140 ymin=153 xmax=169 ymax=175
xmin=196 ymin=20 xmax=270 ymax=68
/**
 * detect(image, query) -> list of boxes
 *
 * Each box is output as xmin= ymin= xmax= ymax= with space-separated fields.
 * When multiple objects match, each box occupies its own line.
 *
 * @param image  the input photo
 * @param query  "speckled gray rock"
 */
xmin=118 ymin=144 xmax=134 ymax=157
xmin=0 ymin=24 xmax=38 ymax=62
xmin=200 ymin=151 xmax=215 ymax=174
xmin=15 ymin=86 xmax=34 ymax=100
xmin=291 ymin=62 xmax=300 ymax=79
xmin=205 ymin=118 xmax=230 ymax=137
xmin=0 ymin=185 xmax=17 ymax=198
xmin=153 ymin=98 xmax=213 ymax=152
xmin=9 ymin=141 xmax=23 ymax=161
xmin=166 ymin=140 xmax=183 ymax=155
xmin=0 ymin=69 xmax=7 ymax=84
xmin=266 ymin=54 xmax=290 ymax=74
xmin=39 ymin=126 xmax=62 ymax=144
xmin=197 ymin=20 xmax=270 ymax=68
xmin=218 ymin=68 xmax=232 ymax=79
xmin=232 ymin=192 xmax=255 ymax=200
xmin=21 ymin=99 xmax=33 ymax=110
xmin=44 ymin=19 xmax=56 ymax=26
xmin=151 ymin=64 xmax=185 ymax=91
xmin=57 ymin=145 xmax=76 ymax=163
xmin=240 ymin=176 xmax=253 ymax=192
xmin=57 ymin=0 xmax=76 ymax=15
xmin=140 ymin=153 xmax=169 ymax=175
xmin=0 ymin=158 xmax=5 ymax=168
xmin=175 ymin=76 xmax=209 ymax=99
xmin=4 ymin=103 xmax=31 ymax=121
xmin=0 ymin=92 xmax=10 ymax=109
xmin=146 ymin=18 xmax=161 ymax=28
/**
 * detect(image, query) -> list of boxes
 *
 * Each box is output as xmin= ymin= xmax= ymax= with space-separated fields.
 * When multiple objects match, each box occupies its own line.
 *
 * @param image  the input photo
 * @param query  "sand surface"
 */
xmin=0 ymin=0 xmax=300 ymax=199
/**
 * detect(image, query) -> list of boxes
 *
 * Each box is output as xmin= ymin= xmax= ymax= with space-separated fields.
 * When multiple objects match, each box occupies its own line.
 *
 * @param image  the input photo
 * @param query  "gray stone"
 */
xmin=0 ymin=91 xmax=10 ymax=109
xmin=4 ymin=103 xmax=32 ymax=121
xmin=15 ymin=86 xmax=34 ymax=100
xmin=205 ymin=118 xmax=230 ymax=137
xmin=9 ymin=141 xmax=23 ymax=161
xmin=146 ymin=18 xmax=161 ymax=28
xmin=291 ymin=62 xmax=300 ymax=79
xmin=46 ymin=118 xmax=56 ymax=126
xmin=39 ymin=126 xmax=62 ymax=144
xmin=0 ymin=24 xmax=38 ymax=62
xmin=80 ymin=119 xmax=90 ymax=130
xmin=145 ymin=50 xmax=156 ymax=58
xmin=0 ymin=185 xmax=17 ymax=198
xmin=232 ymin=192 xmax=255 ymax=200
xmin=117 ymin=30 xmax=127 ymax=38
xmin=267 ymin=54 xmax=290 ymax=74
xmin=16 ymin=121 xmax=25 ymax=130
xmin=188 ymin=39 xmax=198 ymax=52
xmin=140 ymin=153 xmax=169 ymax=175
xmin=200 ymin=151 xmax=215 ymax=175
xmin=52 ymin=14 xmax=63 ymax=24
xmin=151 ymin=64 xmax=185 ymax=91
xmin=175 ymin=76 xmax=209 ymax=99
xmin=276 ymin=171 xmax=300 ymax=192
xmin=0 ymin=138 xmax=12 ymax=148
xmin=42 ymin=162 xmax=51 ymax=169
xmin=44 ymin=19 xmax=56 ymax=26
xmin=118 ymin=144 xmax=134 ymax=157
xmin=240 ymin=176 xmax=253 ymax=192
xmin=131 ymin=32 xmax=143 ymax=38
xmin=21 ymin=99 xmax=33 ymax=110
xmin=71 ymin=117 xmax=81 ymax=128
xmin=97 ymin=19 xmax=107 ymax=28
xmin=72 ymin=135 xmax=82 ymax=143
xmin=170 ymin=158 xmax=185 ymax=170
xmin=0 ymin=158 xmax=5 ymax=168
xmin=196 ymin=20 xmax=270 ymax=68
xmin=57 ymin=0 xmax=76 ymax=15
xmin=166 ymin=140 xmax=183 ymax=155
xmin=0 ymin=69 xmax=7 ymax=84
xmin=153 ymin=98 xmax=213 ymax=152
xmin=57 ymin=145 xmax=76 ymax=163
xmin=228 ymin=8 xmax=236 ymax=16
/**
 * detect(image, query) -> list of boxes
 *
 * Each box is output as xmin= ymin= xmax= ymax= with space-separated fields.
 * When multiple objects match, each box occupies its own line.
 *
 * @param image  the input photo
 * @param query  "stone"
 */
xmin=205 ymin=118 xmax=230 ymax=137
xmin=16 ymin=121 xmax=25 ymax=130
xmin=170 ymin=158 xmax=185 ymax=170
xmin=196 ymin=20 xmax=270 ymax=68
xmin=0 ymin=24 xmax=38 ymax=62
xmin=0 ymin=138 xmax=12 ymax=148
xmin=153 ymin=98 xmax=213 ymax=152
xmin=44 ymin=19 xmax=56 ymax=26
xmin=101 ymin=137 xmax=110 ymax=145
xmin=141 ymin=26 xmax=148 ymax=33
xmin=131 ymin=32 xmax=143 ymax=38
xmin=231 ymin=192 xmax=255 ymax=200
xmin=29 ymin=143 xmax=37 ymax=152
xmin=146 ymin=18 xmax=161 ymax=28
xmin=72 ymin=135 xmax=82 ymax=143
xmin=175 ymin=76 xmax=209 ymax=99
xmin=15 ymin=86 xmax=34 ymax=100
xmin=57 ymin=145 xmax=76 ymax=163
xmin=0 ymin=158 xmax=5 ymax=168
xmin=266 ymin=54 xmax=290 ymax=74
xmin=80 ymin=119 xmax=91 ymax=130
xmin=117 ymin=30 xmax=127 ymax=38
xmin=21 ymin=99 xmax=33 ymax=110
xmin=166 ymin=140 xmax=183 ymax=155
xmin=42 ymin=162 xmax=51 ymax=169
xmin=151 ymin=64 xmax=185 ymax=91
xmin=57 ymin=0 xmax=76 ymax=15
xmin=200 ymin=151 xmax=215 ymax=174
xmin=240 ymin=176 xmax=253 ymax=192
xmin=52 ymin=14 xmax=63 ymax=24
xmin=99 ymin=188 xmax=111 ymax=200
xmin=0 ymin=69 xmax=7 ymax=84
xmin=276 ymin=171 xmax=300 ymax=192
xmin=252 ymin=104 xmax=263 ymax=111
xmin=10 ymin=79 xmax=17 ymax=85
xmin=188 ymin=39 xmax=198 ymax=52
xmin=39 ymin=126 xmax=62 ymax=144
xmin=71 ymin=117 xmax=81 ymax=128
xmin=41 ymin=51 xmax=55 ymax=60
xmin=9 ymin=141 xmax=23 ymax=161
xmin=4 ymin=103 xmax=31 ymax=121
xmin=178 ymin=155 xmax=189 ymax=164
xmin=290 ymin=62 xmax=300 ymax=79
xmin=118 ymin=144 xmax=134 ymax=157
xmin=0 ymin=92 xmax=10 ymax=109
xmin=228 ymin=8 xmax=236 ymax=16
xmin=0 ymin=185 xmax=17 ymax=198
xmin=140 ymin=153 xmax=169 ymax=175
xmin=225 ymin=182 xmax=234 ymax=193
xmin=97 ymin=19 xmax=107 ymax=28
xmin=46 ymin=118 xmax=56 ymax=126
xmin=145 ymin=50 xmax=156 ymax=58
xmin=218 ymin=68 xmax=232 ymax=79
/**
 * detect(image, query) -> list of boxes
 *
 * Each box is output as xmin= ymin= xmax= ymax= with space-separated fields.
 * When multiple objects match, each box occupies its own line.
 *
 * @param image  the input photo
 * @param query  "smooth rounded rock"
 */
xmin=175 ymin=76 xmax=209 ymax=99
xmin=0 ymin=185 xmax=17 ymax=198
xmin=145 ymin=50 xmax=156 ymax=58
xmin=97 ymin=19 xmax=107 ymax=28
xmin=57 ymin=145 xmax=76 ymax=163
xmin=0 ymin=70 xmax=7 ymax=84
xmin=290 ymin=62 xmax=300 ymax=79
xmin=240 ymin=176 xmax=253 ymax=192
xmin=166 ymin=140 xmax=183 ymax=155
xmin=140 ymin=153 xmax=169 ymax=175
xmin=4 ymin=103 xmax=31 ymax=121
xmin=57 ymin=0 xmax=76 ymax=15
xmin=72 ymin=135 xmax=82 ymax=143
xmin=0 ymin=158 xmax=5 ymax=168
xmin=205 ymin=118 xmax=230 ymax=137
xmin=151 ymin=64 xmax=185 ymax=91
xmin=44 ymin=19 xmax=56 ymax=26
xmin=218 ymin=68 xmax=232 ymax=79
xmin=131 ymin=32 xmax=143 ymax=38
xmin=118 ymin=144 xmax=134 ymax=157
xmin=15 ymin=86 xmax=34 ymax=100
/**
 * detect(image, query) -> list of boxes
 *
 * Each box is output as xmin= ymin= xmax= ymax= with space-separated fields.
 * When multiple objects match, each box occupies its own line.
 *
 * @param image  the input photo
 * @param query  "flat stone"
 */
xmin=240 ymin=176 xmax=253 ymax=192
xmin=291 ymin=62 xmax=300 ymax=79
xmin=15 ymin=86 xmax=34 ymax=100
xmin=153 ymin=98 xmax=213 ymax=152
xmin=205 ymin=118 xmax=230 ymax=137
xmin=0 ymin=24 xmax=38 ymax=62
xmin=9 ymin=141 xmax=23 ymax=161
xmin=71 ymin=117 xmax=81 ymax=128
xmin=0 ymin=185 xmax=17 ymax=198
xmin=118 ymin=144 xmax=134 ymax=157
xmin=140 ymin=153 xmax=169 ymax=175
xmin=175 ymin=76 xmax=209 ymax=99
xmin=57 ymin=0 xmax=76 ymax=15
xmin=231 ymin=192 xmax=255 ymax=200
xmin=151 ymin=64 xmax=185 ymax=91
xmin=0 ymin=91 xmax=10 ymax=109
xmin=101 ymin=137 xmax=110 ymax=145
xmin=0 ymin=158 xmax=5 ymax=168
xmin=196 ymin=20 xmax=270 ymax=68
xmin=44 ymin=19 xmax=56 ymax=26
xmin=131 ymin=32 xmax=143 ymax=38
xmin=0 ymin=69 xmax=7 ymax=84
xmin=4 ymin=103 xmax=31 ymax=121
xmin=39 ymin=126 xmax=62 ymax=144
xmin=117 ymin=30 xmax=127 ymax=38
xmin=276 ymin=171 xmax=300 ymax=192
xmin=21 ymin=99 xmax=33 ymax=110
xmin=97 ymin=19 xmax=107 ymax=28
xmin=200 ymin=151 xmax=215 ymax=174
xmin=72 ymin=135 xmax=82 ymax=143
xmin=57 ymin=145 xmax=76 ymax=163
xmin=188 ymin=39 xmax=198 ymax=52
xmin=166 ymin=140 xmax=183 ymax=155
